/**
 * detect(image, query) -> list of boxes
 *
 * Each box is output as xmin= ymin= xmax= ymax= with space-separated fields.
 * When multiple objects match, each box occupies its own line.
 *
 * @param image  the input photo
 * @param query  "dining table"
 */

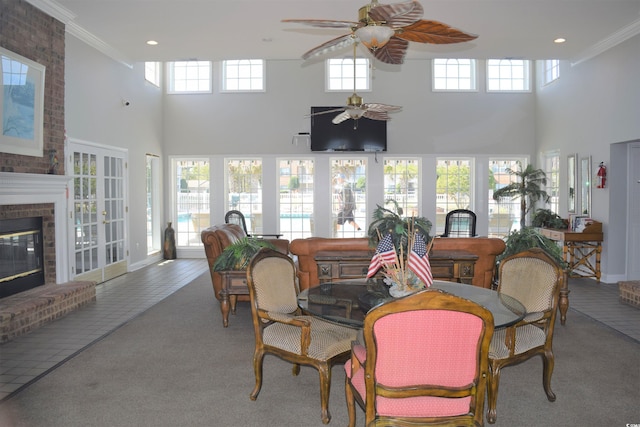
xmin=297 ymin=278 xmax=526 ymax=329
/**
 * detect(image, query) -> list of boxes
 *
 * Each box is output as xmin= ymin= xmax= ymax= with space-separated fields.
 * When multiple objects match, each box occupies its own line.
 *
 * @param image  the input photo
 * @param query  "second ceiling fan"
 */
xmin=283 ymin=0 xmax=478 ymax=65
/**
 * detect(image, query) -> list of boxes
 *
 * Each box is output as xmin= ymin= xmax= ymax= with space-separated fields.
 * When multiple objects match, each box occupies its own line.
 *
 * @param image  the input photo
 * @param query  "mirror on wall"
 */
xmin=567 ymin=154 xmax=577 ymax=213
xmin=580 ymin=156 xmax=591 ymax=215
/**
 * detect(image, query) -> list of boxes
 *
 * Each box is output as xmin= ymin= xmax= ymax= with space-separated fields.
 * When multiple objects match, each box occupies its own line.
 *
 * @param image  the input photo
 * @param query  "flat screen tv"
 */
xmin=310 ymin=106 xmax=387 ymax=152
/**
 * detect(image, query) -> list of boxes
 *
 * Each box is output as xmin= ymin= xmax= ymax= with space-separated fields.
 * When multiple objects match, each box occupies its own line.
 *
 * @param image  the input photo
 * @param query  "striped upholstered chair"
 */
xmin=487 ymin=248 xmax=564 ymax=423
xmin=344 ymin=289 xmax=494 ymax=427
xmin=246 ymin=248 xmax=357 ymax=424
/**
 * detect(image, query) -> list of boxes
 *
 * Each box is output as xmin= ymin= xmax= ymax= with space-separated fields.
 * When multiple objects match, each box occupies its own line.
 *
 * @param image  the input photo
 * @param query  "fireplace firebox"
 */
xmin=0 ymin=217 xmax=45 ymax=298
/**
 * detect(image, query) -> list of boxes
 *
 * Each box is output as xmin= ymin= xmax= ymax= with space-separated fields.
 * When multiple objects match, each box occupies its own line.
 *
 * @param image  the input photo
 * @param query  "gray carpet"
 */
xmin=0 ymin=272 xmax=638 ymax=427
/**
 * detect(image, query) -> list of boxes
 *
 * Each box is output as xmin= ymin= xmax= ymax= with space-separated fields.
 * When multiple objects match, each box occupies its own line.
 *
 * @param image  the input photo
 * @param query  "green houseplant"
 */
xmin=531 ymin=208 xmax=567 ymax=229
xmin=212 ymin=237 xmax=275 ymax=271
xmin=497 ymin=227 xmax=566 ymax=268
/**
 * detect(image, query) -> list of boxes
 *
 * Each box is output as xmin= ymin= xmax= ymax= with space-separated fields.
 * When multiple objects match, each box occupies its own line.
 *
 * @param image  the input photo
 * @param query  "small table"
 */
xmin=298 ymin=279 xmax=526 ymax=329
xmin=217 ymin=270 xmax=248 ymax=327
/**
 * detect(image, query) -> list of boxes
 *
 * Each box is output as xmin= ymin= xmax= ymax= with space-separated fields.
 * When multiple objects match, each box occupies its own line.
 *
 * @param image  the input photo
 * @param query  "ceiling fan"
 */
xmin=283 ymin=0 xmax=478 ymax=65
xmin=309 ymin=41 xmax=401 ymax=127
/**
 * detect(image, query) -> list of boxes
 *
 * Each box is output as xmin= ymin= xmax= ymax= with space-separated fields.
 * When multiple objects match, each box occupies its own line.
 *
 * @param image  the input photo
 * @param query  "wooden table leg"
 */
xmin=220 ymin=292 xmax=230 ymax=328
xmin=558 ymin=270 xmax=570 ymax=325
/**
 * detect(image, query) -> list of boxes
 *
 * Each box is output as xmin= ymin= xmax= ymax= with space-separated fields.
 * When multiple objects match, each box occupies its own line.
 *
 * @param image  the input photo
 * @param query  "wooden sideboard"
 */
xmin=315 ymin=250 xmax=478 ymax=285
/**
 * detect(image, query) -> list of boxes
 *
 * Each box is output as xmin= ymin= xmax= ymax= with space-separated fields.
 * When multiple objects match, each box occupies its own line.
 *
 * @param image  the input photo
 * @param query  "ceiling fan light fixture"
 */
xmin=346 ymin=108 xmax=366 ymax=119
xmin=355 ymin=25 xmax=394 ymax=50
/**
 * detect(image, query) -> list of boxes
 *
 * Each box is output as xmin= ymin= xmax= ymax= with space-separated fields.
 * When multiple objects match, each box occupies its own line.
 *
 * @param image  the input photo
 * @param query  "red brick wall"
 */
xmin=0 ymin=0 xmax=65 ymax=175
xmin=0 ymin=204 xmax=56 ymax=285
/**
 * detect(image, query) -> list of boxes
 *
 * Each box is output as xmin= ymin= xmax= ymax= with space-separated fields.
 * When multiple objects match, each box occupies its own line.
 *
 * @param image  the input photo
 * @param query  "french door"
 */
xmin=68 ymin=140 xmax=128 ymax=283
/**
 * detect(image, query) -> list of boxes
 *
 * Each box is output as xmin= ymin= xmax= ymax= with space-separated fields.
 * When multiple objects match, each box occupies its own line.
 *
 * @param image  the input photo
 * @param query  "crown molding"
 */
xmin=571 ymin=18 xmax=640 ymax=67
xmin=26 ymin=0 xmax=133 ymax=69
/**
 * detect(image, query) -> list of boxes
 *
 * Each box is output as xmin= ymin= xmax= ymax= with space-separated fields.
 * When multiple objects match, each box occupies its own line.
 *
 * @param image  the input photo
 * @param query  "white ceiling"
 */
xmin=38 ymin=0 xmax=640 ymax=66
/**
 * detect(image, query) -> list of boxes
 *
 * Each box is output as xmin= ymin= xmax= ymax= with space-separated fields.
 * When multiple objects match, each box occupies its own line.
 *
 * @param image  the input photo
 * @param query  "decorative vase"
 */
xmin=388 ymin=282 xmax=416 ymax=298
xmin=163 ymin=222 xmax=177 ymax=260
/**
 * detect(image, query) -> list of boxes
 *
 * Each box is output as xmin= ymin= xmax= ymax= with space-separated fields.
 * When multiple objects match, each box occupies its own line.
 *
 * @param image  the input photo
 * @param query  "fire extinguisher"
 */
xmin=596 ymin=162 xmax=607 ymax=188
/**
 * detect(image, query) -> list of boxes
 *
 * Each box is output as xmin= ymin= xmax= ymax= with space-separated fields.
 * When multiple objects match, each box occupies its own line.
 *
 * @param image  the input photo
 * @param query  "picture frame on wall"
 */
xmin=0 ymin=47 xmax=46 ymax=157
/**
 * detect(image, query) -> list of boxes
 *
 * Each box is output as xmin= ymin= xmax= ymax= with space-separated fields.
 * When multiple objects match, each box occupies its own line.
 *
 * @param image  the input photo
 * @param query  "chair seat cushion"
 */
xmin=264 ymin=316 xmax=357 ymax=360
xmin=344 ymin=361 xmax=472 ymax=417
xmin=489 ymin=324 xmax=546 ymax=359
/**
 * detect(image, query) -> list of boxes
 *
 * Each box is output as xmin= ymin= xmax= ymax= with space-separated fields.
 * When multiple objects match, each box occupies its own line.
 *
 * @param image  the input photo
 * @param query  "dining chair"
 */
xmin=486 ymin=247 xmax=564 ymax=424
xmin=441 ymin=209 xmax=477 ymax=237
xmin=224 ymin=210 xmax=282 ymax=238
xmin=344 ymin=289 xmax=494 ymax=427
xmin=246 ymin=248 xmax=358 ymax=424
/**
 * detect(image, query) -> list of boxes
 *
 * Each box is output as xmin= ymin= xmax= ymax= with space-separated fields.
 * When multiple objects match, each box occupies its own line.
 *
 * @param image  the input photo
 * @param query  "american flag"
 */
xmin=367 ymin=234 xmax=396 ymax=278
xmin=408 ymin=233 xmax=433 ymax=287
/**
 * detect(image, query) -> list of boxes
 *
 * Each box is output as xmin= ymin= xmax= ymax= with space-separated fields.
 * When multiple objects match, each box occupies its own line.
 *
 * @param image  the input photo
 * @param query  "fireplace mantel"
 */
xmin=0 ymin=172 xmax=71 ymax=284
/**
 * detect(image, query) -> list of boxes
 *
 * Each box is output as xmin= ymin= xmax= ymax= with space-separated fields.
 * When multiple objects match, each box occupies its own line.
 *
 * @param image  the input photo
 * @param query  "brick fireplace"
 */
xmin=0 ymin=172 xmax=71 ymax=291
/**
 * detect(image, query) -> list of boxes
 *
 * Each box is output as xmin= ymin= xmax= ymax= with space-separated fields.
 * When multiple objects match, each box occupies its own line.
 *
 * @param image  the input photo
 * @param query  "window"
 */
xmin=435 ymin=159 xmax=473 ymax=235
xmin=432 ymin=59 xmax=476 ymax=91
xmin=327 ymin=57 xmax=370 ymax=91
xmin=226 ymin=159 xmax=266 ymax=235
xmin=168 ymin=61 xmax=212 ymax=93
xmin=487 ymin=59 xmax=531 ymax=92
xmin=383 ymin=158 xmax=420 ymax=217
xmin=278 ymin=159 xmax=314 ymax=240
xmin=488 ymin=158 xmax=526 ymax=237
xmin=222 ymin=59 xmax=265 ymax=92
xmin=146 ymin=154 xmax=161 ymax=254
xmin=173 ymin=159 xmax=210 ymax=247
xmin=144 ymin=61 xmax=160 ymax=87
xmin=543 ymin=152 xmax=560 ymax=214
xmin=542 ymin=59 xmax=560 ymax=86
xmin=331 ymin=158 xmax=367 ymax=237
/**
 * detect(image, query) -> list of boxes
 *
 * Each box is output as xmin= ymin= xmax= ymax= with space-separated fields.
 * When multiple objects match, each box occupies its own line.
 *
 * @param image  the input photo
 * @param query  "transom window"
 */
xmin=222 ymin=59 xmax=265 ymax=92
xmin=487 ymin=59 xmax=531 ymax=92
xmin=167 ymin=61 xmax=212 ymax=94
xmin=144 ymin=61 xmax=160 ymax=87
xmin=432 ymin=59 xmax=477 ymax=91
xmin=542 ymin=59 xmax=560 ymax=86
xmin=327 ymin=58 xmax=370 ymax=91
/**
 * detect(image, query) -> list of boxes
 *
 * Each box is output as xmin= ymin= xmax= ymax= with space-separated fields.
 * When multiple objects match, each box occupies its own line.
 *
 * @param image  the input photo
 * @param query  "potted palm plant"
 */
xmin=212 ymin=237 xmax=275 ymax=272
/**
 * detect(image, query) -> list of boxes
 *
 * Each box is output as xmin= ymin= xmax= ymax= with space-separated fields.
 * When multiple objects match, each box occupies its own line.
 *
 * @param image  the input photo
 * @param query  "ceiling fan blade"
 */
xmin=362 ymin=110 xmax=392 ymax=121
xmin=364 ymin=103 xmax=402 ymax=113
xmin=281 ymin=19 xmax=359 ymax=29
xmin=301 ymin=34 xmax=356 ymax=60
xmin=395 ymin=19 xmax=478 ymax=44
xmin=368 ymin=0 xmax=423 ymax=27
xmin=332 ymin=111 xmax=352 ymax=124
xmin=371 ymin=37 xmax=409 ymax=64
xmin=306 ymin=107 xmax=346 ymax=118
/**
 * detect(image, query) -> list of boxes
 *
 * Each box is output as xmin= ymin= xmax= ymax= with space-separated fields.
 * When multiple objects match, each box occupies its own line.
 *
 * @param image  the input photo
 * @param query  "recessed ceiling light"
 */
xmin=146 ymin=40 xmax=159 ymax=46
xmin=554 ymin=38 xmax=566 ymax=44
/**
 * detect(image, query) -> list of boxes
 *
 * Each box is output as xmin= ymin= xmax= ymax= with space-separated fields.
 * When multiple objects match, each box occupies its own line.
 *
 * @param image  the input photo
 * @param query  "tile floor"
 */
xmin=0 ymin=259 xmax=638 ymax=402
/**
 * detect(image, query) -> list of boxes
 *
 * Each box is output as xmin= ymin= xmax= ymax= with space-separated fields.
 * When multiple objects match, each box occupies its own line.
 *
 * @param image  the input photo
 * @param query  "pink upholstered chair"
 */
xmin=486 ymin=248 xmax=563 ymax=424
xmin=344 ymin=290 xmax=494 ymax=427
xmin=246 ymin=248 xmax=357 ymax=424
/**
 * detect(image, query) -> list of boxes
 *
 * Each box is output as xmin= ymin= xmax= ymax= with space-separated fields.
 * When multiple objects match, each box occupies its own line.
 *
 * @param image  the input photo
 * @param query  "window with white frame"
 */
xmin=146 ymin=154 xmax=161 ymax=254
xmin=167 ymin=61 xmax=212 ymax=93
xmin=543 ymin=152 xmax=560 ymax=214
xmin=331 ymin=158 xmax=367 ymax=237
xmin=327 ymin=57 xmax=370 ymax=91
xmin=172 ymin=158 xmax=210 ymax=247
xmin=278 ymin=159 xmax=314 ymax=240
xmin=383 ymin=158 xmax=420 ymax=217
xmin=542 ymin=59 xmax=560 ymax=86
xmin=435 ymin=159 xmax=473 ymax=235
xmin=488 ymin=158 xmax=526 ymax=237
xmin=144 ymin=61 xmax=161 ymax=87
xmin=432 ymin=59 xmax=477 ymax=91
xmin=226 ymin=159 xmax=266 ymax=235
xmin=487 ymin=59 xmax=530 ymax=92
xmin=222 ymin=59 xmax=265 ymax=92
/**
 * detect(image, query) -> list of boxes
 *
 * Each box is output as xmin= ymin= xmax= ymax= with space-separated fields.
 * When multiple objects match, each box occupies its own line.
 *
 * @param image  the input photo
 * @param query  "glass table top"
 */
xmin=298 ymin=279 xmax=526 ymax=329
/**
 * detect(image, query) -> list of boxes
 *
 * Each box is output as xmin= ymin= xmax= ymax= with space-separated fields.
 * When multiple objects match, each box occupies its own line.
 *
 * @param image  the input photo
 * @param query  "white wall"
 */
xmin=64 ymin=31 xmax=640 ymax=280
xmin=536 ymin=34 xmax=640 ymax=282
xmin=65 ymin=36 xmax=164 ymax=269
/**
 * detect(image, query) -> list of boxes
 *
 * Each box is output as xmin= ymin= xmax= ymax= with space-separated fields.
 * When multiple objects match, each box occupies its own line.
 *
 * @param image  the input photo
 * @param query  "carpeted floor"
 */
xmin=0 ymin=272 xmax=638 ymax=426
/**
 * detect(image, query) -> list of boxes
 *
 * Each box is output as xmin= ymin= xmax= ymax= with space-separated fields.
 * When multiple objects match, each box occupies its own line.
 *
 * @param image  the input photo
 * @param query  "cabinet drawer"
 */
xmin=339 ymin=263 xmax=369 ymax=278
